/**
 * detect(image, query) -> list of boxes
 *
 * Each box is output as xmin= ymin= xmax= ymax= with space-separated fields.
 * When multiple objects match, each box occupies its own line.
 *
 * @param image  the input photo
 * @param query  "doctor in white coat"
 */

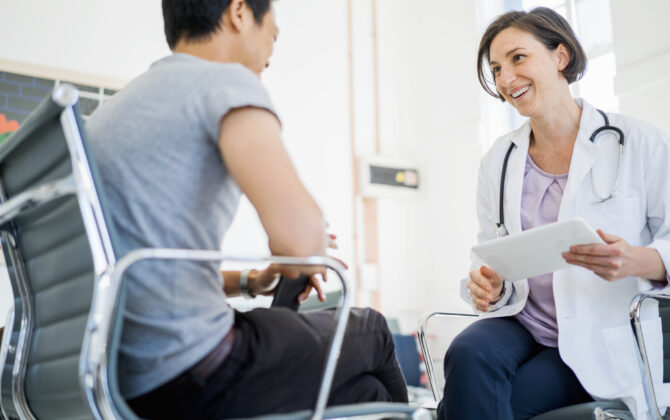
xmin=438 ymin=7 xmax=670 ymax=420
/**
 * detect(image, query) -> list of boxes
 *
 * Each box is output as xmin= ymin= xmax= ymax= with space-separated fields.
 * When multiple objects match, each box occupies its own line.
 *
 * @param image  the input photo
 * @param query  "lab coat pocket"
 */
xmin=587 ymin=196 xmax=643 ymax=242
xmin=601 ymin=317 xmax=663 ymax=390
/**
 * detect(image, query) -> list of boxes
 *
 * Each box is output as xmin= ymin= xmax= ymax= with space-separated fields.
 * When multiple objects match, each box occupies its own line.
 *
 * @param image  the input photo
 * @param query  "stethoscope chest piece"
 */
xmin=495 ymin=224 xmax=508 ymax=237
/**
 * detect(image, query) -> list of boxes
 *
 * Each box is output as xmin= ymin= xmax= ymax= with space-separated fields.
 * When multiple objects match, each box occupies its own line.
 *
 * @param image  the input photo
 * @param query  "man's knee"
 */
xmin=349 ymin=307 xmax=391 ymax=334
xmin=329 ymin=374 xmax=392 ymax=405
xmin=368 ymin=307 xmax=391 ymax=331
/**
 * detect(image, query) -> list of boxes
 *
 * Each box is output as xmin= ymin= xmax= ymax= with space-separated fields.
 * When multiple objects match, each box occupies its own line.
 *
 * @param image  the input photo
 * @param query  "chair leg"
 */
xmin=594 ymin=407 xmax=634 ymax=420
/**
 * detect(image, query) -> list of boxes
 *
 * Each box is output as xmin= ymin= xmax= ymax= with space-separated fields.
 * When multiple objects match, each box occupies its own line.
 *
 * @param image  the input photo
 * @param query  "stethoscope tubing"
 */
xmin=495 ymin=109 xmax=624 ymax=236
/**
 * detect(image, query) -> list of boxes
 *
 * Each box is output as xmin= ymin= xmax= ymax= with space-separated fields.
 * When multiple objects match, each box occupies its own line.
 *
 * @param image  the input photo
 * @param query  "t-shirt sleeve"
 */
xmin=198 ymin=63 xmax=280 ymax=143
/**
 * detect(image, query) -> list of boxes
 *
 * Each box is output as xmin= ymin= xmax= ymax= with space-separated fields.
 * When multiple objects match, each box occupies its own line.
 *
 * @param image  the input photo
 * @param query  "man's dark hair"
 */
xmin=477 ymin=7 xmax=587 ymax=101
xmin=162 ymin=0 xmax=272 ymax=50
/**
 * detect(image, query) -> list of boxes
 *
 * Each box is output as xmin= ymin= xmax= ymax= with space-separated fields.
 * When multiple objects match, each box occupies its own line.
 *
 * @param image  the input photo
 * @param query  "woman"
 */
xmin=440 ymin=7 xmax=670 ymax=420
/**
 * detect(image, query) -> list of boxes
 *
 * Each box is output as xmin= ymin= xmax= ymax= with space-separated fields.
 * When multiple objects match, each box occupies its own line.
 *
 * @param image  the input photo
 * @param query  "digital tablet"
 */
xmin=471 ymin=218 xmax=604 ymax=281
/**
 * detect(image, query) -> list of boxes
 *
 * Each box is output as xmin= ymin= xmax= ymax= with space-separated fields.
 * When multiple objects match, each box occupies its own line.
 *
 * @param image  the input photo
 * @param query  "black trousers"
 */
xmin=128 ymin=307 xmax=408 ymax=419
xmin=438 ymin=317 xmax=592 ymax=420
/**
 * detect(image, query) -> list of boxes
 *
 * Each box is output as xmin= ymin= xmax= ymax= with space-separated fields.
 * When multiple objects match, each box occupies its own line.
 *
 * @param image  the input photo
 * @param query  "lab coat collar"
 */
xmin=504 ymin=121 xmax=532 ymax=235
xmin=558 ymin=98 xmax=599 ymax=218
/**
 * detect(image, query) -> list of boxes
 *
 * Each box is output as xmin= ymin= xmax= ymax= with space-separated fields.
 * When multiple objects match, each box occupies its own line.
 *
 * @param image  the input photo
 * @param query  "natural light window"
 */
xmin=521 ymin=0 xmax=619 ymax=111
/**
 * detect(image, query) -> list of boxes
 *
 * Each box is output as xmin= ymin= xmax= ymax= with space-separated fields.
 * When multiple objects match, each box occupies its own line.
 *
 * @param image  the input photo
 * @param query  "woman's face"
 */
xmin=488 ymin=27 xmax=570 ymax=119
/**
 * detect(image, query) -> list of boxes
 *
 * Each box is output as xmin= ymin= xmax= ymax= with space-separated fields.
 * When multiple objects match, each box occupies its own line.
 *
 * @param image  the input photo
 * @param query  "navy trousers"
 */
xmin=437 ymin=317 xmax=592 ymax=420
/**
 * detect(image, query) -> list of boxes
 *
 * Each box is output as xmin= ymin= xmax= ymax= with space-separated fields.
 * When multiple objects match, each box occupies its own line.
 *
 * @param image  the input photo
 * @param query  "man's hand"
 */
xmin=248 ymin=263 xmax=324 ymax=302
xmin=467 ymin=265 xmax=504 ymax=312
xmin=250 ymin=233 xmax=347 ymax=303
xmin=562 ymin=229 xmax=666 ymax=282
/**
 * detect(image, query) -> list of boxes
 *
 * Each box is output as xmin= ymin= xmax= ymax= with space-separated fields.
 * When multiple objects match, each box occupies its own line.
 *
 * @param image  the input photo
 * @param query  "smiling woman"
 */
xmin=477 ymin=7 xmax=586 ymax=103
xmin=437 ymin=6 xmax=670 ymax=420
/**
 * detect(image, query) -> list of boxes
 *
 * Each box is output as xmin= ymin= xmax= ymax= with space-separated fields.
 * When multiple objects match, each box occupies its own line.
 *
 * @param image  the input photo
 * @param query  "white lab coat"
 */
xmin=460 ymin=99 xmax=670 ymax=419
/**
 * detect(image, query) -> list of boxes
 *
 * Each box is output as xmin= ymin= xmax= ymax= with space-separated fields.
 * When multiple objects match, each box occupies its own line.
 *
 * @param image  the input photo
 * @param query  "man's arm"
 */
xmin=218 ymin=107 xmax=326 ymax=257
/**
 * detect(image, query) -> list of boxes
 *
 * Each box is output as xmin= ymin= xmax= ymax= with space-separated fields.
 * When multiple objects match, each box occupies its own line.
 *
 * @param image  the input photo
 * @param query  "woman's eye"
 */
xmin=513 ymin=54 xmax=525 ymax=62
xmin=491 ymin=67 xmax=500 ymax=75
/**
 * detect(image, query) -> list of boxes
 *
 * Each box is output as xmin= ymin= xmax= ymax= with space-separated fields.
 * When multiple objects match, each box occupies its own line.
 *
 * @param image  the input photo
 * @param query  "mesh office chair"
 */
xmin=0 ymin=85 xmax=429 ymax=420
xmin=417 ymin=299 xmax=670 ymax=420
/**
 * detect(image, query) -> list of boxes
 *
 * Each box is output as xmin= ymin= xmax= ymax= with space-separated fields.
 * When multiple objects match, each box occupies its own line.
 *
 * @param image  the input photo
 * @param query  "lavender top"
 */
xmin=515 ymin=155 xmax=567 ymax=347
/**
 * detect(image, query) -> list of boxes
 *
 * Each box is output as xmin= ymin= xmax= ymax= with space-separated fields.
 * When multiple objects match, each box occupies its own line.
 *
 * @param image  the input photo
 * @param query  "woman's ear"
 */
xmin=556 ymin=43 xmax=571 ymax=72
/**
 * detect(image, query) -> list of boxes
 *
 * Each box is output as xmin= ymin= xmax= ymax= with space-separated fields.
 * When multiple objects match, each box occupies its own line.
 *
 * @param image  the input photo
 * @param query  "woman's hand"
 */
xmin=562 ymin=229 xmax=666 ymax=282
xmin=467 ymin=265 xmax=504 ymax=312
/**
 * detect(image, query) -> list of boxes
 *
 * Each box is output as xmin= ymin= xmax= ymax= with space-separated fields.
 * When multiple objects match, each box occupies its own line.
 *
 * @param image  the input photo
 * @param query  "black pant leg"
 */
xmin=329 ymin=307 xmax=409 ymax=403
xmin=328 ymin=374 xmax=393 ymax=405
xmin=212 ymin=306 xmax=407 ymax=418
xmin=127 ymin=306 xmax=407 ymax=419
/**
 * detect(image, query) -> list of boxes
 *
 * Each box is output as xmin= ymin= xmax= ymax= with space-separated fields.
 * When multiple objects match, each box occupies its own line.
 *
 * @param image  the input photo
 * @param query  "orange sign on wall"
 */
xmin=0 ymin=113 xmax=19 ymax=143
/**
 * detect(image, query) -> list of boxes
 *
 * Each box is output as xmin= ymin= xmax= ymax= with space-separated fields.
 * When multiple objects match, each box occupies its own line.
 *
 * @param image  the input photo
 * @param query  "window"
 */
xmin=522 ymin=0 xmax=618 ymax=111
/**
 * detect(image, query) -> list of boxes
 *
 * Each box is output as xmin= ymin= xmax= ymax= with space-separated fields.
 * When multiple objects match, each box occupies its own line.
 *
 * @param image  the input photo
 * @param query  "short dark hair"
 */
xmin=162 ymin=0 xmax=272 ymax=50
xmin=477 ymin=7 xmax=587 ymax=101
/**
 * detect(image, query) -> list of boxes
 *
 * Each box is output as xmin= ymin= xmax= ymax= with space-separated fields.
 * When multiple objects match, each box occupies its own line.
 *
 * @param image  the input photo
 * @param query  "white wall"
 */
xmin=610 ymin=0 xmax=670 ymax=134
xmin=369 ymin=0 xmax=483 ymax=329
xmin=0 ymin=1 xmax=168 ymax=82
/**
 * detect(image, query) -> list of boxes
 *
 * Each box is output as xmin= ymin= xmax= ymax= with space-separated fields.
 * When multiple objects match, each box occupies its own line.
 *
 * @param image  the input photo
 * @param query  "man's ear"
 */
xmin=225 ymin=0 xmax=246 ymax=32
xmin=556 ymin=43 xmax=571 ymax=72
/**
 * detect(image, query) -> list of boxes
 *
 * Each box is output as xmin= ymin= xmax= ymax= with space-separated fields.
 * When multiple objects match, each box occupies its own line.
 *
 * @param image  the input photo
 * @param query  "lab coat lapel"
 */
xmin=505 ymin=122 xmax=531 ymax=235
xmin=559 ymin=100 xmax=599 ymax=218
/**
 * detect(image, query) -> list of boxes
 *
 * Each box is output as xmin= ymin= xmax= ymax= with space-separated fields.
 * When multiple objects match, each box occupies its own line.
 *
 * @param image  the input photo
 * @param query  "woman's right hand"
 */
xmin=467 ymin=265 xmax=504 ymax=312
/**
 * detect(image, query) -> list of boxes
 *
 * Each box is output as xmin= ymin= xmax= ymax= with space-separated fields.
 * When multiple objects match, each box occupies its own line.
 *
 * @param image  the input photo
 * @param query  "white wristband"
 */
xmin=239 ymin=269 xmax=255 ymax=299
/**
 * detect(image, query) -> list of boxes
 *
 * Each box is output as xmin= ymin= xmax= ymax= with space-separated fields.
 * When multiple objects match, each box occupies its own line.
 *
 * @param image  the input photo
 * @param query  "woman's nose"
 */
xmin=497 ymin=66 xmax=515 ymax=88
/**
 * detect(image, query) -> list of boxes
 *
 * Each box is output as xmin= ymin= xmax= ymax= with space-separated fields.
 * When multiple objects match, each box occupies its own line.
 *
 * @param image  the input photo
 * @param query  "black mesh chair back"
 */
xmin=0 ymin=85 xmax=136 ymax=420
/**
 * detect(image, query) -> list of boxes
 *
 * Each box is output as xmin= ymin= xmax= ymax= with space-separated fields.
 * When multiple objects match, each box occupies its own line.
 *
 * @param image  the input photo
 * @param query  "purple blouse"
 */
xmin=515 ymin=155 xmax=567 ymax=347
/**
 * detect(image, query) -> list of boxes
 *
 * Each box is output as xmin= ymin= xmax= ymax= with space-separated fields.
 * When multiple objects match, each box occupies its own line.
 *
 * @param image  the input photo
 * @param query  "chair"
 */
xmin=417 ymin=298 xmax=670 ymax=420
xmin=0 ymin=84 xmax=429 ymax=420
xmin=392 ymin=334 xmax=421 ymax=388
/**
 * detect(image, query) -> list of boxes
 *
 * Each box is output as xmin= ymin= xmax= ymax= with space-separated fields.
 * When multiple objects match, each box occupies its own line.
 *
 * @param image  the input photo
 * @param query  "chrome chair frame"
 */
xmin=416 ymin=311 xmax=476 ymax=401
xmin=0 ymin=85 xmax=425 ymax=420
xmin=630 ymin=293 xmax=670 ymax=420
xmin=417 ymin=297 xmax=670 ymax=420
xmin=89 ymin=252 xmax=352 ymax=420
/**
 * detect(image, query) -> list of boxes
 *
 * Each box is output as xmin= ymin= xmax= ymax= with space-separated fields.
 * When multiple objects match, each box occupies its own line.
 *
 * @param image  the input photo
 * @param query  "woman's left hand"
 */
xmin=562 ymin=229 xmax=665 ymax=282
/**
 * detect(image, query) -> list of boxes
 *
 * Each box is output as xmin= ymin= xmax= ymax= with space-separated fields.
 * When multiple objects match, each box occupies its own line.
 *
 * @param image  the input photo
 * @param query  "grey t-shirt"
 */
xmin=87 ymin=53 xmax=277 ymax=398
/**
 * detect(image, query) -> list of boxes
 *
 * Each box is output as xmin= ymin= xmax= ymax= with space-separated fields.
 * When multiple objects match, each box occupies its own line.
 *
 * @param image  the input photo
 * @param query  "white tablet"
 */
xmin=471 ymin=218 xmax=604 ymax=281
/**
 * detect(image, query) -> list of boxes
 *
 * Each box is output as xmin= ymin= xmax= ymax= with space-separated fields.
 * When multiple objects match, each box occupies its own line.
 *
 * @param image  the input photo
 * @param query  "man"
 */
xmin=87 ymin=0 xmax=408 ymax=418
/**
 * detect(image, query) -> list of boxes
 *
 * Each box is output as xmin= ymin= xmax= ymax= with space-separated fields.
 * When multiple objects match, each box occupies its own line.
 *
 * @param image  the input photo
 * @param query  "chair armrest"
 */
xmin=86 ymin=249 xmax=351 ymax=420
xmin=417 ymin=312 xmax=478 ymax=401
xmin=629 ymin=293 xmax=670 ymax=420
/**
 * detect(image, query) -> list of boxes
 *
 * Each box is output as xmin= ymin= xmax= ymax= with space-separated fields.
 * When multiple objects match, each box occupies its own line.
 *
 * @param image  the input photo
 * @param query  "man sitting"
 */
xmin=86 ymin=0 xmax=408 ymax=418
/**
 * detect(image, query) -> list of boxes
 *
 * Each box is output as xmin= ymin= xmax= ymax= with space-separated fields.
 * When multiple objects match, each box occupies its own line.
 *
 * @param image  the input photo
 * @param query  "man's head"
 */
xmin=163 ymin=0 xmax=277 ymax=74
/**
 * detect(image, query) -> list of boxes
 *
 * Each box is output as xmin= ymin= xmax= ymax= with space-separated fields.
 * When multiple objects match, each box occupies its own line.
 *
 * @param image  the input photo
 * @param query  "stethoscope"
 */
xmin=495 ymin=109 xmax=625 ymax=237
